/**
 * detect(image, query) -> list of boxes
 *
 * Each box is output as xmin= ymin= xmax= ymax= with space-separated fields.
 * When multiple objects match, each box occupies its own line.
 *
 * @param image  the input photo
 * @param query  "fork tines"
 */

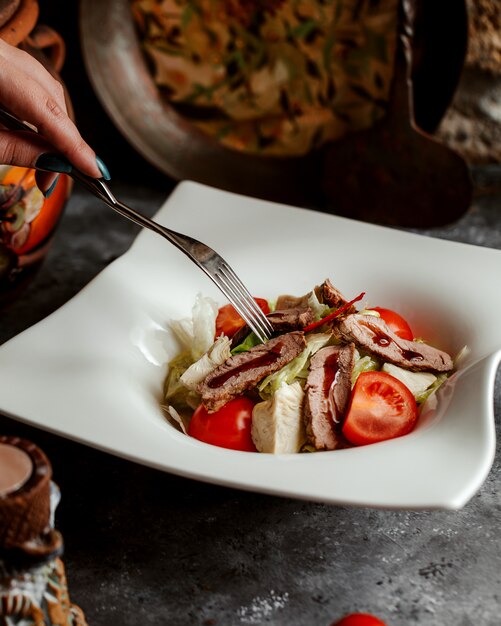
xmin=215 ymin=263 xmax=274 ymax=343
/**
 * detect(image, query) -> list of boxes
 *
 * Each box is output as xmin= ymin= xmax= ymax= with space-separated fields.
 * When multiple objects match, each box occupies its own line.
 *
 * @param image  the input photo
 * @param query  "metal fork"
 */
xmin=0 ymin=108 xmax=274 ymax=343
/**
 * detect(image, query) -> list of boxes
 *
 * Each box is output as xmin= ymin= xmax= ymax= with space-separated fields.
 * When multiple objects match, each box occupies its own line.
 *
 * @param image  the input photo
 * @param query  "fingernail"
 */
xmin=96 ymin=156 xmax=111 ymax=180
xmin=42 ymin=175 xmax=59 ymax=199
xmin=35 ymin=153 xmax=72 ymax=174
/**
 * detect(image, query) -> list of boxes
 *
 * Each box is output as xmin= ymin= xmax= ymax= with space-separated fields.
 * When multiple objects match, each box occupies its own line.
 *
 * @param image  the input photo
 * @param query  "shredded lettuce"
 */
xmin=180 ymin=335 xmax=232 ymax=390
xmin=257 ymin=332 xmax=332 ymax=398
xmin=166 ymin=405 xmax=189 ymax=434
xmin=164 ymin=351 xmax=200 ymax=410
xmin=380 ymin=362 xmax=449 ymax=404
xmin=191 ymin=294 xmax=219 ymax=359
xmin=382 ymin=362 xmax=435 ymax=396
xmin=169 ymin=318 xmax=194 ymax=352
xmin=307 ymin=291 xmax=331 ymax=321
xmin=231 ymin=332 xmax=262 ymax=354
xmin=170 ymin=293 xmax=219 ymax=360
xmin=415 ymin=372 xmax=449 ymax=404
xmin=351 ymin=350 xmax=380 ymax=386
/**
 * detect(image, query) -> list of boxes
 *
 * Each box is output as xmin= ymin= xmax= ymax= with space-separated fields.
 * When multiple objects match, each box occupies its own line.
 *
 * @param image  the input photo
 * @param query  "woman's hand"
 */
xmin=0 ymin=39 xmax=109 ymax=195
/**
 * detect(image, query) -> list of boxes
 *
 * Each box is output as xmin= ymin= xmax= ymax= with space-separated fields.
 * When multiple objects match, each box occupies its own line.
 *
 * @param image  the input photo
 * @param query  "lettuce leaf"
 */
xmin=180 ymin=335 xmax=232 ymax=390
xmin=414 ymin=372 xmax=449 ymax=404
xmin=164 ymin=350 xmax=200 ymax=410
xmin=231 ymin=331 xmax=262 ymax=354
xmin=351 ymin=350 xmax=380 ymax=386
xmin=170 ymin=293 xmax=219 ymax=360
xmin=307 ymin=290 xmax=331 ymax=321
xmin=257 ymin=332 xmax=332 ymax=398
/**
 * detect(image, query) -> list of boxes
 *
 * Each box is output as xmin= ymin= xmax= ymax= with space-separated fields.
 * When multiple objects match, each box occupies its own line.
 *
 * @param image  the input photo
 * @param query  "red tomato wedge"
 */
xmin=342 ymin=371 xmax=418 ymax=446
xmin=215 ymin=298 xmax=270 ymax=338
xmin=188 ymin=397 xmax=257 ymax=452
xmin=370 ymin=307 xmax=413 ymax=341
xmin=332 ymin=614 xmax=388 ymax=626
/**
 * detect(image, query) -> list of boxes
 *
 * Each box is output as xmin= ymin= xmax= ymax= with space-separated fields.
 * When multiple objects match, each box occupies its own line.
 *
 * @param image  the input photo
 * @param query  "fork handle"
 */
xmin=0 ymin=107 xmax=34 ymax=133
xmin=0 ymin=106 xmax=222 ymax=286
xmin=0 ymin=107 xmax=187 ymax=250
xmin=70 ymin=167 xmax=216 ymax=268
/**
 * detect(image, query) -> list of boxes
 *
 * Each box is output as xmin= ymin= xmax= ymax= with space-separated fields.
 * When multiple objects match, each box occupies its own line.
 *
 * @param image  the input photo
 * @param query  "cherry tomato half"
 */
xmin=332 ymin=613 xmax=388 ymax=626
xmin=342 ymin=371 xmax=418 ymax=446
xmin=188 ymin=397 xmax=257 ymax=452
xmin=370 ymin=307 xmax=413 ymax=341
xmin=215 ymin=298 xmax=270 ymax=338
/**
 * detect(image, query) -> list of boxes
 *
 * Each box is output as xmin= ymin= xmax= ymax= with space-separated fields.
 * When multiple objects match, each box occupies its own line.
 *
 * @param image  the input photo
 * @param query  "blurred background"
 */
xmin=37 ymin=0 xmax=501 ymax=197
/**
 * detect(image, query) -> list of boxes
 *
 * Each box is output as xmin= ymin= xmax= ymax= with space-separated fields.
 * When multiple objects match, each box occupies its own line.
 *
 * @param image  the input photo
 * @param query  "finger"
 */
xmin=0 ymin=129 xmax=53 ymax=165
xmin=34 ymin=171 xmax=59 ymax=197
xmin=0 ymin=63 xmax=103 ymax=179
xmin=2 ymin=82 xmax=101 ymax=177
xmin=0 ymin=130 xmax=64 ymax=196
xmin=0 ymin=40 xmax=67 ymax=113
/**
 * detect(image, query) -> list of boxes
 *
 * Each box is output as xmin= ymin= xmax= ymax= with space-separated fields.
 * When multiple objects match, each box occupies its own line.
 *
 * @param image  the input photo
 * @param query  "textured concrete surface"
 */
xmin=1 ymin=182 xmax=500 ymax=626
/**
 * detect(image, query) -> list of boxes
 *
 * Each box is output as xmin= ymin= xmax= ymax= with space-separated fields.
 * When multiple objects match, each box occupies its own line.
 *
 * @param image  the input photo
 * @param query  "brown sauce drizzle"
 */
xmin=361 ymin=321 xmax=424 ymax=362
xmin=400 ymin=348 xmax=425 ymax=362
xmin=207 ymin=342 xmax=285 ymax=388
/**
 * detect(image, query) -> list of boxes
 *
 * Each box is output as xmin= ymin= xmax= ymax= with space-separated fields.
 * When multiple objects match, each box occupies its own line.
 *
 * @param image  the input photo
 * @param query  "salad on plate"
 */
xmin=164 ymin=279 xmax=456 ymax=453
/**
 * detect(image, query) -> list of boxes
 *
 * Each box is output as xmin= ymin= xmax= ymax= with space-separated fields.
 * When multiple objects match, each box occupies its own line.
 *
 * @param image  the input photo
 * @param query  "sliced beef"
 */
xmin=275 ymin=292 xmax=312 ymax=310
xmin=317 ymin=278 xmax=355 ymax=312
xmin=275 ymin=278 xmax=353 ymax=312
xmin=230 ymin=307 xmax=314 ymax=348
xmin=268 ymin=307 xmax=314 ymax=331
xmin=304 ymin=343 xmax=356 ymax=451
xmin=199 ymin=331 xmax=306 ymax=412
xmin=336 ymin=314 xmax=454 ymax=372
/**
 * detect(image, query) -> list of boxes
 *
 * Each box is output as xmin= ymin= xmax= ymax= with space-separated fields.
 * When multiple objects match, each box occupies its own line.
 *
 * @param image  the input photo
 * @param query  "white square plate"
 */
xmin=0 ymin=182 xmax=499 ymax=509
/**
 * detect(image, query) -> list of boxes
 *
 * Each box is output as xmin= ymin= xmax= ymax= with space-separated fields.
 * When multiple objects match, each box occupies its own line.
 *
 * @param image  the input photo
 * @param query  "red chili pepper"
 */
xmin=303 ymin=291 xmax=365 ymax=333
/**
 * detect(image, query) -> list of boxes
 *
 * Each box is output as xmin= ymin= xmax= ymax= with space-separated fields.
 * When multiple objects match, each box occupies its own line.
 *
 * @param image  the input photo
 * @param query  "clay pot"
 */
xmin=0 ymin=0 xmax=66 ymax=79
xmin=0 ymin=0 xmax=72 ymax=301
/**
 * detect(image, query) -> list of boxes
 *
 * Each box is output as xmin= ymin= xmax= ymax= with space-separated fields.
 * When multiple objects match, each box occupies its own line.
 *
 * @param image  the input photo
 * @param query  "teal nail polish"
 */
xmin=35 ymin=153 xmax=72 ymax=174
xmin=96 ymin=156 xmax=111 ymax=180
xmin=42 ymin=175 xmax=59 ymax=199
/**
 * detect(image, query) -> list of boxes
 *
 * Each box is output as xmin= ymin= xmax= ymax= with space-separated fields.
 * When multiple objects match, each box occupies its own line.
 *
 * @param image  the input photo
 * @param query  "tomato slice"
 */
xmin=342 ymin=371 xmax=418 ymax=446
xmin=188 ymin=396 xmax=257 ymax=452
xmin=215 ymin=298 xmax=270 ymax=338
xmin=370 ymin=307 xmax=413 ymax=341
xmin=332 ymin=613 xmax=388 ymax=626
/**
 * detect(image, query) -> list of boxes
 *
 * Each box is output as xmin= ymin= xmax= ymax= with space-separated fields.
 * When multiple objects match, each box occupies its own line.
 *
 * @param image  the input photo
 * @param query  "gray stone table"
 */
xmin=1 ymin=179 xmax=500 ymax=626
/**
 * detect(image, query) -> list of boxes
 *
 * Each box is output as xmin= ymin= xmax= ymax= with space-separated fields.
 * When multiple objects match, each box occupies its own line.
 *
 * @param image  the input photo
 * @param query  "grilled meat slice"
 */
xmin=199 ymin=331 xmax=306 ymax=412
xmin=275 ymin=278 xmax=354 ymax=312
xmin=317 ymin=278 xmax=356 ymax=312
xmin=275 ymin=293 xmax=312 ymax=310
xmin=230 ymin=307 xmax=314 ymax=348
xmin=268 ymin=307 xmax=314 ymax=332
xmin=336 ymin=314 xmax=453 ymax=372
xmin=304 ymin=343 xmax=356 ymax=450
